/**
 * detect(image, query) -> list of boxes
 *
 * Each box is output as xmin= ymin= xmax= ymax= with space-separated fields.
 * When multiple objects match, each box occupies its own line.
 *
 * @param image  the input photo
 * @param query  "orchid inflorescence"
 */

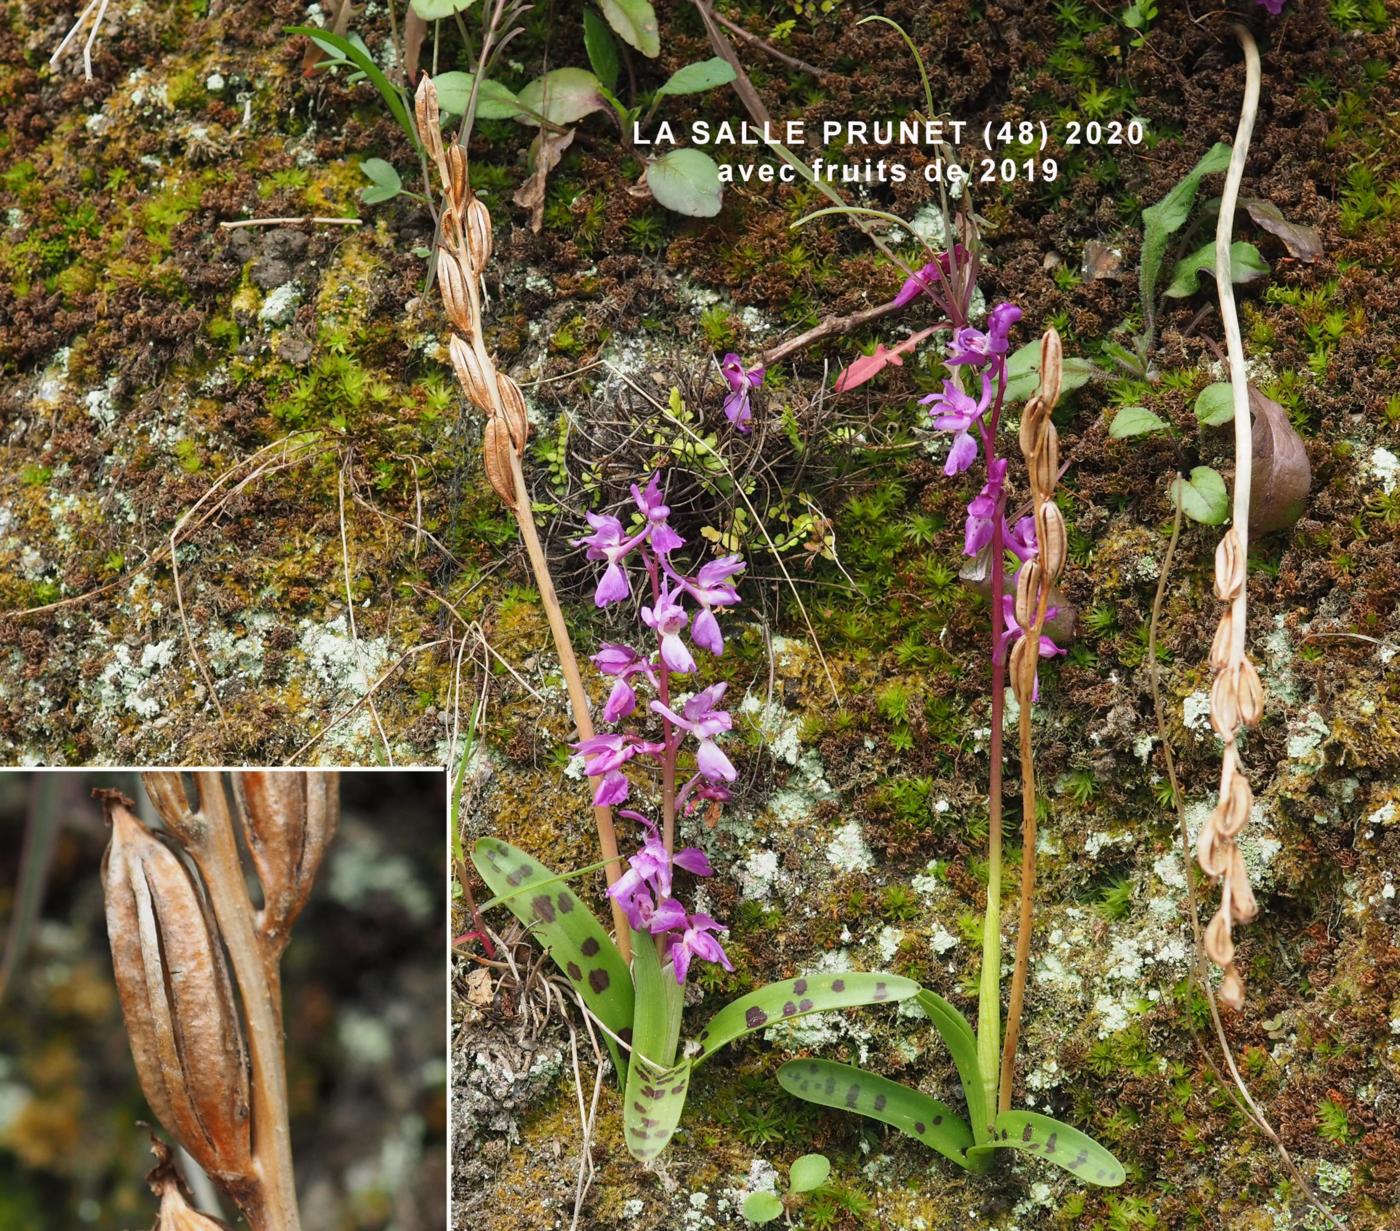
xmin=919 ymin=298 xmax=1066 ymax=693
xmin=572 ymin=473 xmax=744 ymax=984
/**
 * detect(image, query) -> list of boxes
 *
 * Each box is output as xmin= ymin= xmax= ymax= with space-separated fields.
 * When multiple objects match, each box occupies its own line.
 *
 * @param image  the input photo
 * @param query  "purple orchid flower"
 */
xmin=891 ymin=243 xmax=972 ymax=311
xmin=651 ymin=682 xmax=736 ymax=783
xmin=668 ymin=913 xmax=733 ymax=984
xmin=963 ymin=457 xmax=1008 ymax=557
xmin=1255 ymin=0 xmax=1286 ymax=11
xmin=632 ymin=473 xmax=685 ymax=555
xmin=669 ymin=554 xmax=744 ymax=656
xmin=921 ymin=372 xmax=995 ymax=476
xmin=720 ymin=353 xmax=765 ymax=432
xmin=607 ymin=813 xmax=714 ymax=931
xmin=947 ymin=302 xmax=1023 ymax=368
xmin=1005 ymin=515 xmax=1038 ymax=563
xmin=641 ymin=582 xmax=696 ymax=674
xmin=574 ymin=513 xmax=647 ymax=607
xmin=571 ymin=732 xmax=664 ymax=806
xmin=677 ymin=774 xmax=732 ymax=816
xmin=592 ymin=643 xmax=659 ymax=723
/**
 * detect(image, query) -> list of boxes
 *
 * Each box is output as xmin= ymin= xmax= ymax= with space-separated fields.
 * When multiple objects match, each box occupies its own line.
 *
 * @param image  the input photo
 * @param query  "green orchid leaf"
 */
xmin=655 ymin=57 xmax=736 ymax=98
xmin=916 ymin=990 xmax=992 ymax=1142
xmin=286 ymin=27 xmax=418 ymax=151
xmin=432 ymin=71 xmax=524 ymax=120
xmin=582 ymin=7 xmax=620 ymax=93
xmin=1109 ymin=406 xmax=1169 ymax=438
xmin=646 ymin=148 xmax=724 ymax=218
xmin=598 ymin=0 xmax=659 ymax=56
xmin=623 ymin=930 xmax=689 ymax=1160
xmin=968 ymin=1109 xmax=1126 ymax=1187
xmin=1194 ymin=382 xmax=1235 ymax=426
xmin=1140 ymin=142 xmax=1231 ymax=308
xmin=1171 ymin=465 xmax=1229 ymax=525
xmin=1002 ymin=340 xmax=1097 ymax=404
xmin=741 ymin=1191 xmax=784 ymax=1223
xmin=695 ymin=972 xmax=918 ymax=1064
xmin=777 ymin=1060 xmax=977 ymax=1170
xmin=788 ymin=1153 xmax=830 ymax=1193
xmin=471 ymin=838 xmax=634 ymax=1075
xmin=1164 ymin=240 xmax=1269 ymax=298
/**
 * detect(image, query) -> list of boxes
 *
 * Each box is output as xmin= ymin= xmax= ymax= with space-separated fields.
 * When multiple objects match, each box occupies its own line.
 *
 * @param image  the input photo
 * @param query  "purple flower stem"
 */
xmin=645 ymin=550 xmax=680 ymax=862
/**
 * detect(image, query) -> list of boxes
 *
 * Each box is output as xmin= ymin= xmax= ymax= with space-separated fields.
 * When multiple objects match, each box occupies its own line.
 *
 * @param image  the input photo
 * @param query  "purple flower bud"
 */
xmin=632 ymin=472 xmax=686 ymax=555
xmin=641 ymin=583 xmax=696 ymax=674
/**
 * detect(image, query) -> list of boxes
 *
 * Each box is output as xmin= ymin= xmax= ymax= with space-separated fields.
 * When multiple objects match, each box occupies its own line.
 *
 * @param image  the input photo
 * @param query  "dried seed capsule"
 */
xmin=1228 ymin=847 xmax=1258 ymax=923
xmin=465 ymin=197 xmax=493 ymax=273
xmin=1218 ymin=964 xmax=1245 ymax=1010
xmin=1214 ymin=529 xmax=1245 ymax=602
xmin=233 ymin=771 xmax=338 ymax=947
xmin=483 ymin=417 xmax=517 ymax=508
xmin=1217 ymin=770 xmax=1253 ymax=838
xmin=435 ymin=248 xmax=475 ymax=338
xmin=449 ymin=335 xmax=493 ymax=414
xmin=1030 ymin=419 xmax=1059 ymax=496
xmin=140 ymin=774 xmax=203 ymax=846
xmin=1009 ymin=635 xmax=1036 ymax=706
xmin=495 ymin=373 xmax=530 ymax=453
xmin=1209 ymin=668 xmax=1239 ymax=739
xmin=1196 ymin=813 xmax=1229 ymax=878
xmin=1018 ymin=395 xmax=1043 ymax=461
xmin=103 ymin=800 xmax=251 ymax=1184
xmin=414 ymin=76 xmax=448 ymax=191
xmin=445 ymin=142 xmax=469 ymax=211
xmin=1209 ymin=609 xmax=1234 ymax=672
xmin=1035 ymin=501 xmax=1067 ymax=578
xmin=1038 ymin=326 xmax=1063 ymax=412
xmin=1014 ymin=561 xmax=1043 ymax=631
xmin=1237 ymin=656 xmax=1264 ymax=727
xmin=1204 ymin=907 xmax=1235 ymax=967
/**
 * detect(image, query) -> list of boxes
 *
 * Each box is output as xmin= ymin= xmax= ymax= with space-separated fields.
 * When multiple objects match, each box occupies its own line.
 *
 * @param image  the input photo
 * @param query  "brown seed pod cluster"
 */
xmin=1198 ymin=526 xmax=1264 ymax=1010
xmin=101 ymin=794 xmax=252 ymax=1186
xmin=416 ymin=76 xmax=527 ymax=509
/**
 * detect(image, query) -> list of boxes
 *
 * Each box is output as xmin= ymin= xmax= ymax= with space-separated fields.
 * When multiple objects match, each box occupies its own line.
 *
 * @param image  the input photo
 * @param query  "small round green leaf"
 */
xmin=788 ymin=1154 xmax=831 ymax=1193
xmin=646 ymin=148 xmax=723 ymax=217
xmin=359 ymin=158 xmax=401 ymax=203
xmin=1172 ymin=465 xmax=1229 ymax=525
xmin=1194 ymin=382 xmax=1235 ymax=426
xmin=1109 ymin=405 xmax=1168 ymax=438
xmin=516 ymin=67 xmax=606 ymax=127
xmin=411 ymin=0 xmax=476 ymax=18
xmin=741 ymin=1191 xmax=784 ymax=1224
xmin=432 ymin=72 xmax=524 ymax=120
xmin=656 ymin=57 xmax=736 ymax=97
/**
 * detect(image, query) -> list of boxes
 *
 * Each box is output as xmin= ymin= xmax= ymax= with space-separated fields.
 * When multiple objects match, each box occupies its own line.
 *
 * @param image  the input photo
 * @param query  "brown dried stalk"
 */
xmin=103 ymin=773 xmax=340 ymax=1231
xmin=411 ymin=75 xmax=632 ymax=959
xmin=1198 ymin=26 xmax=1262 ymax=1013
xmin=997 ymin=328 xmax=1066 ymax=1110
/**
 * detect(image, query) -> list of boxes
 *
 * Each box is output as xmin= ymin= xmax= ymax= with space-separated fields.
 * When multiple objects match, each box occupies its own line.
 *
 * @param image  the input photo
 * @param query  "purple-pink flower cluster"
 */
xmin=572 ymin=472 xmax=743 ymax=983
xmin=918 ymin=297 xmax=1065 ymax=690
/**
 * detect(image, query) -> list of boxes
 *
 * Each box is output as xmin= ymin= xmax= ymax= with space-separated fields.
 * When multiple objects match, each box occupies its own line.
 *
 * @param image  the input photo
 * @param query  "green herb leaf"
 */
xmin=286 ymin=26 xmax=418 ymax=151
xmin=1139 ymin=142 xmax=1230 ymax=308
xmin=788 ymin=1153 xmax=830 ymax=1193
xmin=777 ymin=1060 xmax=975 ymax=1168
xmin=1164 ymin=240 xmax=1269 ymax=298
xmin=582 ymin=7 xmax=620 ymax=93
xmin=1109 ymin=406 xmax=1168 ymax=438
xmin=968 ymin=1109 xmax=1126 ymax=1187
xmin=916 ymin=990 xmax=993 ymax=1144
xmin=471 ymin=838 xmax=633 ymax=1076
xmin=359 ymin=157 xmax=401 ymax=204
xmin=598 ymin=0 xmax=659 ymax=56
xmin=516 ymin=67 xmax=607 ymax=127
xmin=1194 ymin=382 xmax=1235 ymax=426
xmin=432 ymin=71 xmax=524 ymax=120
xmin=646 ymin=148 xmax=724 ymax=217
xmin=1171 ymin=465 xmax=1229 ymax=525
xmin=622 ymin=929 xmax=689 ymax=1160
xmin=1002 ymin=340 xmax=1097 ymax=404
xmin=741 ymin=1191 xmax=784 ymax=1224
xmin=410 ymin=0 xmax=476 ymax=18
xmin=656 ymin=57 xmax=737 ymax=97
xmin=695 ymin=971 xmax=918 ymax=1064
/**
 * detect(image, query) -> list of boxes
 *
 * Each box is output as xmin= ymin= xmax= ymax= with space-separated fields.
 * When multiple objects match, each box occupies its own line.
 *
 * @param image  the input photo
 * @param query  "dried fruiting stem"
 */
xmin=413 ymin=78 xmax=632 ymax=961
xmin=999 ymin=329 xmax=1065 ymax=1111
xmin=1198 ymin=26 xmax=1263 ymax=1011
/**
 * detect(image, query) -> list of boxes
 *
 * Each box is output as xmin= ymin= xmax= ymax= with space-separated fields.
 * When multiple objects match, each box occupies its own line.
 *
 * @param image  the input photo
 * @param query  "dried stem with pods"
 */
xmin=1198 ymin=25 xmax=1263 ymax=1012
xmin=101 ymin=772 xmax=339 ymax=1231
xmin=998 ymin=327 xmax=1067 ymax=1111
xmin=411 ymin=71 xmax=632 ymax=958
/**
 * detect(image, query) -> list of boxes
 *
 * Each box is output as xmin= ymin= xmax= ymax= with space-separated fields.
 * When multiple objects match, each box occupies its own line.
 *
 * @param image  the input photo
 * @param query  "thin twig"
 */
xmin=710 ymin=10 xmax=828 ymax=78
xmin=217 ymin=216 xmax=363 ymax=230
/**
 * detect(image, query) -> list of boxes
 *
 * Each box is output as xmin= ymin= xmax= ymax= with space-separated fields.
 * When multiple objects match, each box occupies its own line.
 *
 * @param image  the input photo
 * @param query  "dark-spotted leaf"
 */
xmin=777 ymin=1060 xmax=976 ymax=1169
xmin=599 ymin=0 xmax=659 ymax=56
xmin=916 ymin=990 xmax=993 ymax=1142
xmin=1140 ymin=143 xmax=1231 ymax=308
xmin=968 ymin=1109 xmax=1126 ymax=1187
xmin=1248 ymin=385 xmax=1311 ymax=533
xmin=1109 ymin=406 xmax=1168 ymax=438
xmin=694 ymin=972 xmax=918 ymax=1064
xmin=623 ymin=928 xmax=688 ymax=1160
xmin=471 ymin=838 xmax=633 ymax=1074
xmin=1163 ymin=240 xmax=1269 ymax=298
xmin=788 ymin=1154 xmax=830 ymax=1193
xmin=1195 ymin=382 xmax=1235 ymax=427
xmin=741 ymin=1191 xmax=783 ymax=1224
xmin=1171 ymin=466 xmax=1229 ymax=525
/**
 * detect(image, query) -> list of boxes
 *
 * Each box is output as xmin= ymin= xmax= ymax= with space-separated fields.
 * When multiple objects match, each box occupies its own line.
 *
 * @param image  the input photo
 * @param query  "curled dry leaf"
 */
xmin=1204 ymin=908 xmax=1235 ymax=967
xmin=832 ymin=327 xmax=936 ymax=393
xmin=1218 ymin=964 xmax=1245 ymax=1011
xmin=103 ymin=798 xmax=251 ymax=1184
xmin=514 ymin=127 xmax=575 ymax=234
xmin=1081 ymin=239 xmax=1125 ymax=281
xmin=1241 ymin=198 xmax=1323 ymax=264
xmin=1248 ymin=385 xmax=1311 ymax=534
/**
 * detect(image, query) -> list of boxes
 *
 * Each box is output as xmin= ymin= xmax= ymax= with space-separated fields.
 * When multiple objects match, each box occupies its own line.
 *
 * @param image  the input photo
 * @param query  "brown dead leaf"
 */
xmin=1082 ymin=239 xmax=1125 ymax=281
xmin=465 ymin=965 xmax=494 ymax=1008
xmin=1248 ymin=384 xmax=1311 ymax=533
xmin=513 ymin=127 xmax=575 ymax=234
xmin=1242 ymin=198 xmax=1322 ymax=263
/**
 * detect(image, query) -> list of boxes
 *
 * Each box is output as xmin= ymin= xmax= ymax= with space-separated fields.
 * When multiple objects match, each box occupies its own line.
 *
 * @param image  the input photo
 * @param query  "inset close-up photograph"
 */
xmin=0 ymin=770 xmax=446 ymax=1230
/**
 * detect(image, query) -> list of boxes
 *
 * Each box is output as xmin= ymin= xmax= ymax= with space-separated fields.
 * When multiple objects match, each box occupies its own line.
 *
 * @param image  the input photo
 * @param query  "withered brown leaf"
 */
xmin=1248 ymin=385 xmax=1311 ymax=534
